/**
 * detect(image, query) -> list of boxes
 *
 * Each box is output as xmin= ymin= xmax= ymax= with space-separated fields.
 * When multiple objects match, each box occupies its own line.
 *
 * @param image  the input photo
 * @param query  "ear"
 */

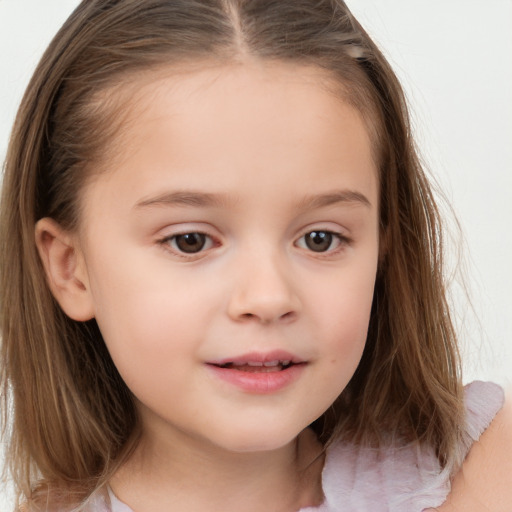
xmin=35 ymin=218 xmax=95 ymax=321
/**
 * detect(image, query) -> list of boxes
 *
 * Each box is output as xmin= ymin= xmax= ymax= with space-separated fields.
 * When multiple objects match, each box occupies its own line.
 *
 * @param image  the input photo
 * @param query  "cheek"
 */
xmin=313 ymin=260 xmax=376 ymax=370
xmin=93 ymin=290 xmax=199 ymax=404
xmin=87 ymin=257 xmax=204 ymax=374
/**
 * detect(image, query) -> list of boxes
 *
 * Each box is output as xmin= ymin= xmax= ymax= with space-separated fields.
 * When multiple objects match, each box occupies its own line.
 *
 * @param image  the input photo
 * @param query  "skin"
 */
xmin=36 ymin=61 xmax=380 ymax=511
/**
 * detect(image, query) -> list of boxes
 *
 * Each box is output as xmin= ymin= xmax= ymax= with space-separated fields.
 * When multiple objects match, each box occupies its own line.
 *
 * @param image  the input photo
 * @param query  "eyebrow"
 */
xmin=134 ymin=188 xmax=372 ymax=210
xmin=296 ymin=190 xmax=372 ymax=210
xmin=135 ymin=191 xmax=231 ymax=209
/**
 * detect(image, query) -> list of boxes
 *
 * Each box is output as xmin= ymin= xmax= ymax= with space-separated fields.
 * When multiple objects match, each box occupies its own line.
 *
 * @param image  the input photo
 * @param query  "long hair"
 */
xmin=1 ymin=0 xmax=464 ymax=507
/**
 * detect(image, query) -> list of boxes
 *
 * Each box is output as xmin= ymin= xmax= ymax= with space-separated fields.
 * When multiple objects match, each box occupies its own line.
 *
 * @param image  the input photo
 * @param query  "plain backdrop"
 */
xmin=1 ymin=0 xmax=511 ymax=508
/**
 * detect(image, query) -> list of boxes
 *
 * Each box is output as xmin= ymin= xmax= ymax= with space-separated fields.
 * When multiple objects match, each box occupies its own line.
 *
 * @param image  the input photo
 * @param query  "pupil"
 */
xmin=305 ymin=231 xmax=332 ymax=252
xmin=175 ymin=233 xmax=206 ymax=253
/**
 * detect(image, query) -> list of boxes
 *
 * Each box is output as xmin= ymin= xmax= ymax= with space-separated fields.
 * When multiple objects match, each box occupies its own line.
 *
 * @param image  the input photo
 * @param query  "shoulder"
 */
xmin=437 ymin=387 xmax=512 ymax=512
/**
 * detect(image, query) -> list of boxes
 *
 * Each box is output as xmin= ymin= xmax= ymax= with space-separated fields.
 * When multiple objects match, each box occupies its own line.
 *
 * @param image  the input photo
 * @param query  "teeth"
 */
xmin=230 ymin=360 xmax=287 ymax=367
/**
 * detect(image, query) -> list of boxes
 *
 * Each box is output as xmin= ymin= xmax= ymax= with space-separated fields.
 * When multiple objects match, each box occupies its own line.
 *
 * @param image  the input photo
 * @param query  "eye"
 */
xmin=165 ymin=232 xmax=213 ymax=254
xmin=296 ymin=230 xmax=346 ymax=253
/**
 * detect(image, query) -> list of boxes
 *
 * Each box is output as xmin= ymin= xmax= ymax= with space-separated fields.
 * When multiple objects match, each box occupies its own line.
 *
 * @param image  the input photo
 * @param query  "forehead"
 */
xmin=92 ymin=60 xmax=377 ymax=162
xmin=80 ymin=61 xmax=378 ymax=221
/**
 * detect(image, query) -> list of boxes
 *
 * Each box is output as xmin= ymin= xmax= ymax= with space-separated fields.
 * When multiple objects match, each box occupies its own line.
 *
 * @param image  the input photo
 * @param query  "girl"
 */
xmin=1 ymin=1 xmax=510 ymax=511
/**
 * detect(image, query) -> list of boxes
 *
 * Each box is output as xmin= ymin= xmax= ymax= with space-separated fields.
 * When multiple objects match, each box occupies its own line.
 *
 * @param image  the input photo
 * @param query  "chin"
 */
xmin=208 ymin=422 xmax=305 ymax=454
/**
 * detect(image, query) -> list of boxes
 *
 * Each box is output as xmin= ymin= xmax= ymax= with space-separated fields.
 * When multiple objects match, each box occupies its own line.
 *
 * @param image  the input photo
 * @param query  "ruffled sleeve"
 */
xmin=460 ymin=380 xmax=505 ymax=453
xmin=300 ymin=380 xmax=505 ymax=512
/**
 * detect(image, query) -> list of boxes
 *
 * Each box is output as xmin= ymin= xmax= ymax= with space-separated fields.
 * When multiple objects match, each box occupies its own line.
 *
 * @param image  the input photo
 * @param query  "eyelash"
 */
xmin=158 ymin=229 xmax=351 ymax=258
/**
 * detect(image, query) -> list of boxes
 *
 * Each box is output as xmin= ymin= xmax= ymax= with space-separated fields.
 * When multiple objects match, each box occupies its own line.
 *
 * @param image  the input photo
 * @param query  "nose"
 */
xmin=227 ymin=250 xmax=301 ymax=324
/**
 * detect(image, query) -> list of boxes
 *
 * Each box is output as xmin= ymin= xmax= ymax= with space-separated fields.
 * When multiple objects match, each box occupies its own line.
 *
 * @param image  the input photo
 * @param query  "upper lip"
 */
xmin=206 ymin=350 xmax=305 ymax=367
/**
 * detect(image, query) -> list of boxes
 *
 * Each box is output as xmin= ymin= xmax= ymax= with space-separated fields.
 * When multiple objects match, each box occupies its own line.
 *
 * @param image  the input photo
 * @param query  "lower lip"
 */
xmin=206 ymin=364 xmax=306 ymax=394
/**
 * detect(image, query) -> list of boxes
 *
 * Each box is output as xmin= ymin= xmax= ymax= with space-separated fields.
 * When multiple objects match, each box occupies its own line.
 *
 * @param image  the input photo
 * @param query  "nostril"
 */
xmin=279 ymin=311 xmax=298 ymax=325
xmin=237 ymin=311 xmax=295 ymax=324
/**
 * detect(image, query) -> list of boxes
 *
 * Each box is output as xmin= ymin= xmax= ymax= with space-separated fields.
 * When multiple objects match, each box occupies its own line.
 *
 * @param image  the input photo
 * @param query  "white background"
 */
xmin=1 ymin=0 xmax=511 ymax=508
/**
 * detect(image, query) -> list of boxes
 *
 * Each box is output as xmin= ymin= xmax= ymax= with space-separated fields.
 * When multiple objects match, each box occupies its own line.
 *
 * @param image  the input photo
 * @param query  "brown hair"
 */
xmin=1 ymin=0 xmax=464 ymax=507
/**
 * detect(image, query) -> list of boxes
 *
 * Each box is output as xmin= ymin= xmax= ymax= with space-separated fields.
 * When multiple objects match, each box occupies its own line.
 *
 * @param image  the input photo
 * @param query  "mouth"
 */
xmin=205 ymin=353 xmax=306 ymax=393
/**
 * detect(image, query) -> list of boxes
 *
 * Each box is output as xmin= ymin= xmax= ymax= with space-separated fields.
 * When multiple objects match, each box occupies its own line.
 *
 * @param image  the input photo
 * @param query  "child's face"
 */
xmin=73 ymin=62 xmax=379 ymax=453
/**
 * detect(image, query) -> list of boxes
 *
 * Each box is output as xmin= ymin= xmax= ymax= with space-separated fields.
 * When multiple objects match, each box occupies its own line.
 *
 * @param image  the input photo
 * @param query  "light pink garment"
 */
xmin=87 ymin=381 xmax=503 ymax=512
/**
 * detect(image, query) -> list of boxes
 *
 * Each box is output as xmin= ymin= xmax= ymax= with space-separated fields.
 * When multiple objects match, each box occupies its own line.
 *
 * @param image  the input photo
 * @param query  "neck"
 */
xmin=110 ymin=427 xmax=324 ymax=512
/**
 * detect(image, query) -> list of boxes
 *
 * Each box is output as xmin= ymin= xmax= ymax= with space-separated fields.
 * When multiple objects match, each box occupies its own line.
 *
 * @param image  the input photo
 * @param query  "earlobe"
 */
xmin=35 ymin=218 xmax=95 ymax=321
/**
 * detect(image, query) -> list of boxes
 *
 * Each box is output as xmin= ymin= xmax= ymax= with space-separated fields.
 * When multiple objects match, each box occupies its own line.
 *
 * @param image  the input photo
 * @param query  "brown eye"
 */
xmin=304 ymin=231 xmax=333 ymax=252
xmin=172 ymin=233 xmax=208 ymax=253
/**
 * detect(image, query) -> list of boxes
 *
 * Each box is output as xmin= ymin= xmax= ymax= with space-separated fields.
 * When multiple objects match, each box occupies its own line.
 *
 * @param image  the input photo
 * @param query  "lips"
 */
xmin=205 ymin=351 xmax=306 ymax=393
